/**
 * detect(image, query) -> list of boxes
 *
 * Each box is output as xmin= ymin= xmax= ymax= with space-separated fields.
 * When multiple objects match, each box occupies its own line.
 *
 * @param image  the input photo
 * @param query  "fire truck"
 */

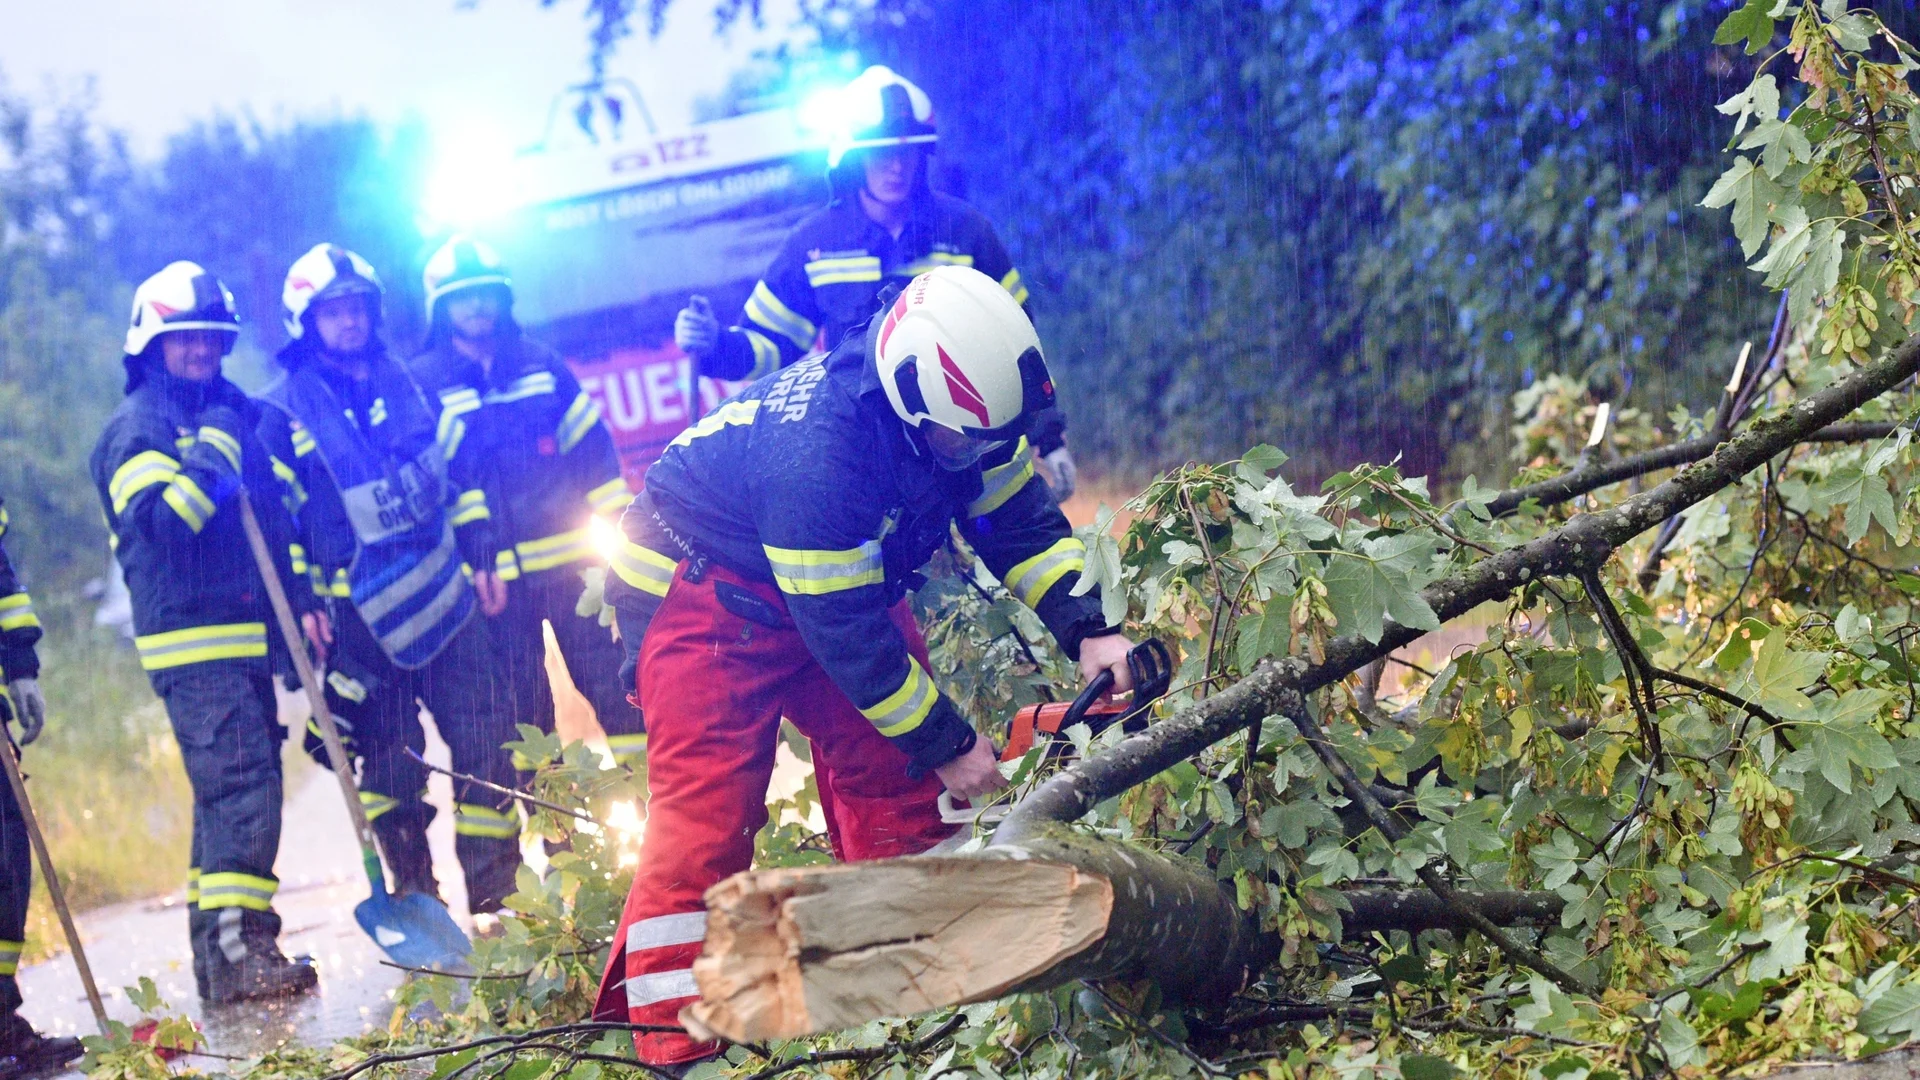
xmin=470 ymin=83 xmax=830 ymax=484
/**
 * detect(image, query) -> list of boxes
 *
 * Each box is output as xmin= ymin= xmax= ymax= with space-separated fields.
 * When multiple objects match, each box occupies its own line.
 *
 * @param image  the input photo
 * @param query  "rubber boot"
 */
xmin=374 ymin=822 xmax=440 ymax=900
xmin=0 ymin=1013 xmax=82 ymax=1079
xmin=193 ymin=908 xmax=318 ymax=1005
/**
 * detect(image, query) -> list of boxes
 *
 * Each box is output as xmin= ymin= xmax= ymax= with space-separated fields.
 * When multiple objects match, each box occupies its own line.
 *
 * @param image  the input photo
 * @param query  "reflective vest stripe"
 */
xmin=110 ymin=450 xmax=181 ymax=513
xmin=484 ymin=371 xmax=557 ymax=404
xmin=860 ymin=658 xmax=937 ymax=737
xmin=626 ymin=968 xmax=697 ymax=1008
xmin=291 ymin=427 xmax=317 ymax=457
xmin=134 ymin=623 xmax=268 ymax=670
xmin=454 ymin=802 xmax=519 ymax=839
xmin=557 ymin=391 xmax=603 ymax=453
xmin=627 ymin=911 xmax=705 ymax=953
xmin=517 ymin=528 xmax=595 ymax=573
xmin=667 ymin=400 xmax=759 ymax=450
xmin=743 ymin=328 xmax=783 ymax=380
xmin=586 ymin=477 xmax=630 ymax=516
xmin=898 ymin=251 xmax=976 ymax=277
xmin=1000 ymin=267 xmax=1030 ymax=306
xmin=161 ymin=473 xmax=218 ymax=532
xmin=744 ymin=280 xmax=818 ymax=351
xmin=449 ymin=489 xmax=490 ymax=526
xmin=803 ymin=255 xmax=884 ymax=288
xmin=198 ymin=871 xmax=278 ymax=911
xmin=968 ymin=437 xmax=1035 ymax=517
xmin=610 ymin=540 xmax=676 ymax=598
xmin=607 ymin=732 xmax=649 ymax=765
xmin=0 ymin=593 xmax=38 ymax=633
xmin=196 ymin=427 xmax=243 ymax=472
xmin=1004 ymin=537 xmax=1086 ymax=609
xmin=0 ymin=940 xmax=24 ymax=976
xmin=763 ymin=541 xmax=885 ymax=596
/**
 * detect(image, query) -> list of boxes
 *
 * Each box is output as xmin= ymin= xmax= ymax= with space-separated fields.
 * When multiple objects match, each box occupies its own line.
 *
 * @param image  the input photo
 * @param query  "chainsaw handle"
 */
xmin=1063 ymin=637 xmax=1174 ymax=732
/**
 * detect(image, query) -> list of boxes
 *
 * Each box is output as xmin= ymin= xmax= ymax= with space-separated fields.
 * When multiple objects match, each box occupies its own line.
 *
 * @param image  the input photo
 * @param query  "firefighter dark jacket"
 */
xmin=409 ymin=332 xmax=628 ymax=582
xmin=604 ymin=320 xmax=1106 ymax=773
xmin=256 ymin=345 xmax=495 ymax=670
xmin=0 ymin=496 xmax=40 ymax=680
xmin=89 ymin=365 xmax=313 ymax=675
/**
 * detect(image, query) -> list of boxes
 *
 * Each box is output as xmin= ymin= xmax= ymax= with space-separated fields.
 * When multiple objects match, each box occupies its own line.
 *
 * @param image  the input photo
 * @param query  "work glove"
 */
xmin=6 ymin=678 xmax=45 ymax=746
xmin=674 ymin=295 xmax=720 ymax=359
xmin=1042 ymin=447 xmax=1078 ymax=504
xmin=197 ymin=404 xmax=247 ymax=475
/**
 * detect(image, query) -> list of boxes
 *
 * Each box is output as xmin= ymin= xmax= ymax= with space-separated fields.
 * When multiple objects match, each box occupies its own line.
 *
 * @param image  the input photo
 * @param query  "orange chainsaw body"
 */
xmin=1002 ymin=699 xmax=1135 ymax=761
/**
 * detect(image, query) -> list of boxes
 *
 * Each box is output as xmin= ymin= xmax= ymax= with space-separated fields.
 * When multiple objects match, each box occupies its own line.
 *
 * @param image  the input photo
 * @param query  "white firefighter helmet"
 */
xmin=282 ymin=243 xmax=384 ymax=340
xmin=875 ymin=266 xmax=1053 ymax=449
xmin=826 ymin=65 xmax=937 ymax=168
xmin=422 ymin=234 xmax=512 ymax=322
xmin=124 ymin=261 xmax=241 ymax=357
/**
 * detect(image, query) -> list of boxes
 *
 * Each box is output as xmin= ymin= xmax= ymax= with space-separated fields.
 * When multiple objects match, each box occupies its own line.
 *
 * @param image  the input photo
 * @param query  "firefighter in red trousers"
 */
xmin=594 ymin=266 xmax=1135 ymax=1069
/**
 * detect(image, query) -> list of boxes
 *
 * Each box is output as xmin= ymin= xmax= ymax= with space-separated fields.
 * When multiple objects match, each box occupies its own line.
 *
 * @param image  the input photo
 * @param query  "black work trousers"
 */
xmin=151 ymin=665 xmax=285 ymax=996
xmin=312 ymin=608 xmax=523 ymax=914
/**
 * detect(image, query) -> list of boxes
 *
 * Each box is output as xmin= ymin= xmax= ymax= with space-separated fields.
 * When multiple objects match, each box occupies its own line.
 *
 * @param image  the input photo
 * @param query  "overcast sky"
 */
xmin=0 ymin=0 xmax=810 ymax=157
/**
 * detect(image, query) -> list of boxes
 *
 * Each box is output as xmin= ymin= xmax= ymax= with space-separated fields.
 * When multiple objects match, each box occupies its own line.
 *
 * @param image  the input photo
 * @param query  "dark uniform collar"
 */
xmin=146 ymin=368 xmax=245 ymax=414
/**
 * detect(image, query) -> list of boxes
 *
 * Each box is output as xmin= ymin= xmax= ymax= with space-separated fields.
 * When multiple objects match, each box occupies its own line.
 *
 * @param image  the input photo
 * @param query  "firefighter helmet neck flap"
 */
xmin=874 ymin=266 xmax=1052 ymax=468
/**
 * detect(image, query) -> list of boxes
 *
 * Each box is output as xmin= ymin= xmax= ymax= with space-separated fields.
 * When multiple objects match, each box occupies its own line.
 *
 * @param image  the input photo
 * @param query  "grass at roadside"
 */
xmin=18 ymin=613 xmax=193 ymax=962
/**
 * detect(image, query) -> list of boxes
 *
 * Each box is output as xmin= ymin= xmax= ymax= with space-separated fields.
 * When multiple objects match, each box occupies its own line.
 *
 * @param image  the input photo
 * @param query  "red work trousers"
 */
xmin=593 ymin=561 xmax=956 ymax=1064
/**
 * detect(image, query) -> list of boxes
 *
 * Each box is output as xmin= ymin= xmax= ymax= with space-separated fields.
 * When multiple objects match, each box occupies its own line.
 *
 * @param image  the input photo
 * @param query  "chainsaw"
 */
xmin=938 ymin=638 xmax=1173 ymax=826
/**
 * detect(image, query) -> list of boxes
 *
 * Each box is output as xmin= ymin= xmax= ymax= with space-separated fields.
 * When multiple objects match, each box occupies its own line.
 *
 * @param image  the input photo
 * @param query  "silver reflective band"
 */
xmin=625 ymin=968 xmax=698 ymax=1007
xmin=627 ymin=911 xmax=707 ymax=953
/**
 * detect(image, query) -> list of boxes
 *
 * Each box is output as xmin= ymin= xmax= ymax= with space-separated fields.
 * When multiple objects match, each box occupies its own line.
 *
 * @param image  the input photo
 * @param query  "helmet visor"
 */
xmin=923 ymin=424 xmax=1003 ymax=471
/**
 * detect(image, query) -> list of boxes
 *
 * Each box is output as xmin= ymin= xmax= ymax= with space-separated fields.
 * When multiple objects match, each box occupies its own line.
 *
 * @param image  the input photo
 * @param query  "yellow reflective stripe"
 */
xmin=454 ymin=802 xmax=520 ymax=839
xmin=668 ymin=399 xmax=759 ymax=450
xmin=185 ymin=868 xmax=200 ymax=906
xmin=135 ymin=622 xmax=268 ymax=670
xmin=110 ymin=450 xmax=182 ymax=513
xmin=0 ymin=593 xmax=38 ymax=633
xmin=861 ymin=659 xmax=937 ymax=737
xmin=291 ymin=427 xmax=317 ymax=457
xmin=161 ymin=473 xmax=218 ymax=533
xmin=803 ymin=255 xmax=883 ymax=288
xmin=607 ymin=733 xmax=649 ymax=766
xmin=586 ymin=477 xmax=630 ymax=516
xmin=968 ymin=437 xmax=1035 ymax=517
xmin=485 ymin=371 xmax=558 ymax=404
xmin=763 ymin=541 xmax=884 ymax=596
xmin=610 ymin=538 xmax=676 ymax=598
xmin=744 ymin=329 xmax=782 ymax=380
xmin=899 ymin=252 xmax=976 ymax=277
xmin=494 ymin=549 xmax=522 ymax=582
xmin=1004 ymin=537 xmax=1086 ymax=609
xmin=450 ymin=489 xmax=490 ymax=526
xmin=0 ymin=939 xmax=23 ymax=976
xmin=744 ymin=280 xmax=817 ymax=351
xmin=330 ymin=568 xmax=350 ymax=597
xmin=557 ymin=391 xmax=603 ymax=453
xmin=197 ymin=427 xmax=243 ymax=472
xmin=198 ymin=871 xmax=278 ymax=911
xmin=0 ymin=506 xmax=8 ymax=538
xmin=1000 ymin=267 xmax=1030 ymax=306
xmin=368 ymin=397 xmax=389 ymax=426
xmin=326 ymin=670 xmax=369 ymax=704
xmin=517 ymin=528 xmax=594 ymax=573
xmin=269 ymin=455 xmax=307 ymax=514
xmin=289 ymin=543 xmax=309 ymax=575
xmin=359 ymin=791 xmax=399 ymax=822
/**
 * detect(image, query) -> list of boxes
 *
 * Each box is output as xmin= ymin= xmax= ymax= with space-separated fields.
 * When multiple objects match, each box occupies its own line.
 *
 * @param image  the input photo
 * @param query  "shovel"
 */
xmin=236 ymin=490 xmax=470 ymax=971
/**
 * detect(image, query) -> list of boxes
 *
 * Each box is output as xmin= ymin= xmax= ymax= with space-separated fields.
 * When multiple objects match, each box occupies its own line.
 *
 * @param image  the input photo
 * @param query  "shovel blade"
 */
xmin=354 ymin=891 xmax=472 ymax=971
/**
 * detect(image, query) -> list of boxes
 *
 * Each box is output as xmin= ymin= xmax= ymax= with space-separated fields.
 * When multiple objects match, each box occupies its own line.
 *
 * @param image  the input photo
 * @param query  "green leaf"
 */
xmin=1749 ymin=204 xmax=1810 ymax=282
xmin=1239 ymin=443 xmax=1287 ymax=476
xmin=1732 ymin=633 xmax=1827 ymax=718
xmin=1702 ymin=156 xmax=1784 ymax=258
xmin=1320 ymin=534 xmax=1442 ymax=644
xmin=1718 ymin=73 xmax=1780 ymax=136
xmin=1815 ymin=465 xmax=1898 ymax=545
xmin=1861 ymin=983 xmax=1920 ymax=1039
xmin=1399 ymin=1054 xmax=1460 ymax=1080
xmin=1713 ymin=0 xmax=1778 ymax=54
xmin=1787 ymin=689 xmax=1898 ymax=793
xmin=1746 ymin=917 xmax=1808 ymax=981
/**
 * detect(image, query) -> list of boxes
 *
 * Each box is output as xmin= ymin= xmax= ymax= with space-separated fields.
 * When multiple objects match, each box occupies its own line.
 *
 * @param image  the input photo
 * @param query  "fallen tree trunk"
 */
xmin=682 ymin=335 xmax=1920 ymax=1042
xmin=683 ymin=828 xmax=1560 ymax=1042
